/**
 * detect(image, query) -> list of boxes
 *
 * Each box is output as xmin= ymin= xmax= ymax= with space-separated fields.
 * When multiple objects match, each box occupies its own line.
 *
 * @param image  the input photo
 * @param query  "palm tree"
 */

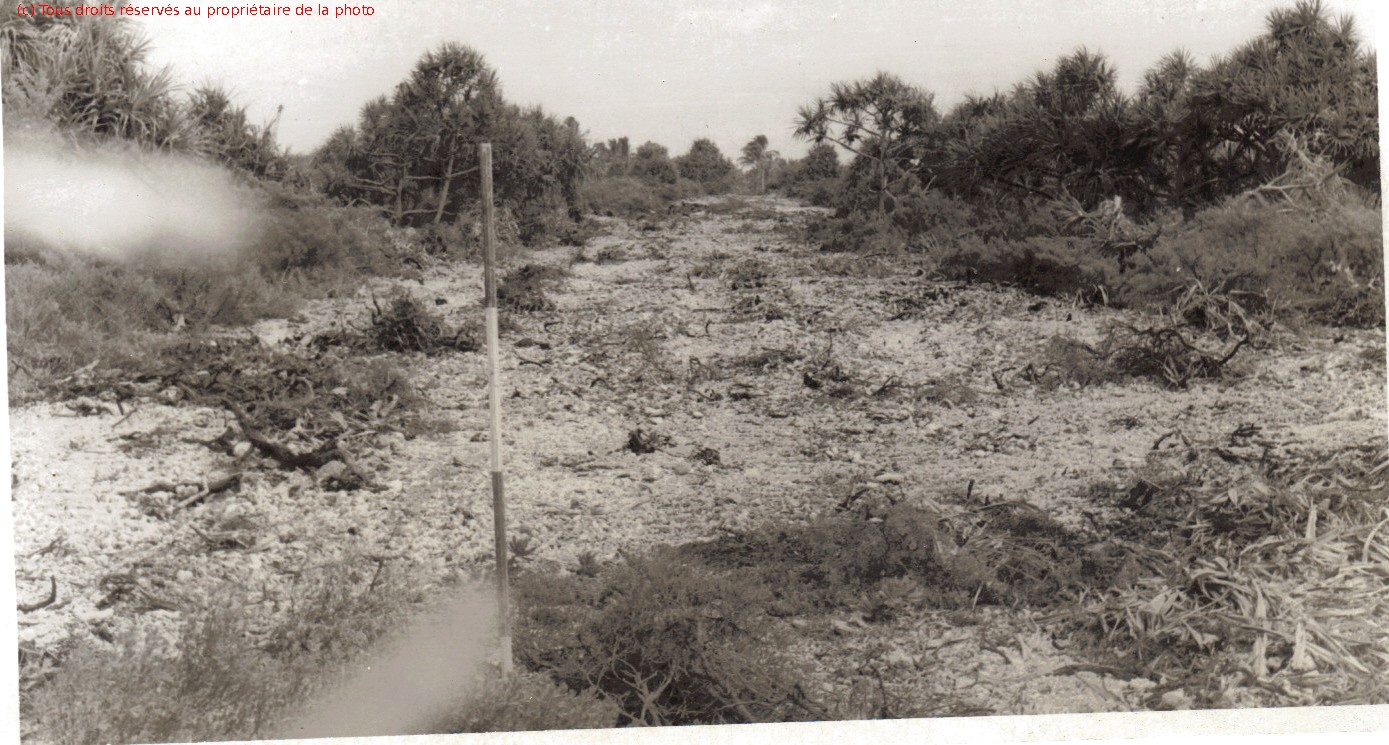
xmin=739 ymin=134 xmax=779 ymax=193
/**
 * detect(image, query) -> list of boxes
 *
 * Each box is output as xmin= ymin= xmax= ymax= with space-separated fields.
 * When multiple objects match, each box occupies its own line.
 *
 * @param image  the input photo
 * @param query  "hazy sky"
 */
xmin=133 ymin=0 xmax=1383 ymax=161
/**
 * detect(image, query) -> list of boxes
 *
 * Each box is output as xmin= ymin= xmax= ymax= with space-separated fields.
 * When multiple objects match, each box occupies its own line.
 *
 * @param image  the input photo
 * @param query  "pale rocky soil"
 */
xmin=9 ymin=195 xmax=1387 ymax=719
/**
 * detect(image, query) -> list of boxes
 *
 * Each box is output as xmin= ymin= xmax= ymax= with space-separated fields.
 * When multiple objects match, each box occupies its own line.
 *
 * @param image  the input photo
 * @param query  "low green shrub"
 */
xmin=582 ymin=176 xmax=665 ymax=217
xmin=514 ymin=552 xmax=813 ymax=726
xmin=781 ymin=176 xmax=841 ymax=207
xmin=807 ymin=211 xmax=908 ymax=254
xmin=365 ymin=294 xmax=480 ymax=355
xmin=1121 ymin=199 xmax=1383 ymax=327
xmin=582 ymin=176 xmax=714 ymax=218
xmin=4 ymin=252 xmax=291 ymax=398
xmin=23 ymin=558 xmax=422 ymax=744
xmin=426 ymin=672 xmax=621 ymax=733
xmin=937 ymin=235 xmax=1116 ymax=301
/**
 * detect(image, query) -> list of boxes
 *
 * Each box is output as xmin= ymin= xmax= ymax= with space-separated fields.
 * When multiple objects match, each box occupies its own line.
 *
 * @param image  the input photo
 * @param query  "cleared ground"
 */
xmin=11 ymin=195 xmax=1388 ymax=727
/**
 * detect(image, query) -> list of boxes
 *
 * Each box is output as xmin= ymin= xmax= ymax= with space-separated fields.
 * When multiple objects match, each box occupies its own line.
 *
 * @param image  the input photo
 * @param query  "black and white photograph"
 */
xmin=2 ymin=1 xmax=1386 ymax=742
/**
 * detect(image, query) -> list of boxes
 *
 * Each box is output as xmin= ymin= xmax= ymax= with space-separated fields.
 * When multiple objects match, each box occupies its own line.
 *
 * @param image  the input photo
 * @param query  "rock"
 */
xmin=875 ymin=472 xmax=906 ymax=484
xmin=1160 ymin=689 xmax=1191 ymax=710
xmin=640 ymin=465 xmax=662 ymax=482
xmin=670 ymin=462 xmax=692 ymax=476
xmin=316 ymin=461 xmax=348 ymax=482
xmin=882 ymin=649 xmax=916 ymax=669
xmin=643 ymin=407 xmax=664 ymax=417
xmin=76 ymin=607 xmax=114 ymax=624
xmin=830 ymin=619 xmax=859 ymax=636
xmin=159 ymin=387 xmax=183 ymax=404
xmin=232 ymin=441 xmax=253 ymax=459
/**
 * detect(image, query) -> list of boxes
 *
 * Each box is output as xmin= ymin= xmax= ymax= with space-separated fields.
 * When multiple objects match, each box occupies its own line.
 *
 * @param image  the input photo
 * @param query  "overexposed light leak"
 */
xmin=3 ymin=137 xmax=260 ymax=263
xmin=275 ymin=589 xmax=499 ymax=739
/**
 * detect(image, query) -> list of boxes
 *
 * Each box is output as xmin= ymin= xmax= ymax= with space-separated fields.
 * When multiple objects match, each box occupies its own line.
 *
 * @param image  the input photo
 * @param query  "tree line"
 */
xmin=793 ymin=0 xmax=1377 ymax=222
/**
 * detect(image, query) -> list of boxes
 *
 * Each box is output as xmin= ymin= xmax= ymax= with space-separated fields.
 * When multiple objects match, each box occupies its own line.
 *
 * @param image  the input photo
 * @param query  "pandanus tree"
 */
xmin=794 ymin=72 xmax=938 ymax=215
xmin=1184 ymin=0 xmax=1379 ymax=195
xmin=930 ymin=49 xmax=1149 ymax=211
xmin=318 ymin=43 xmax=507 ymax=225
xmin=1 ymin=11 xmax=196 ymax=151
xmin=393 ymin=43 xmax=502 ymax=224
xmin=739 ymin=134 xmax=779 ymax=193
xmin=187 ymin=85 xmax=287 ymax=180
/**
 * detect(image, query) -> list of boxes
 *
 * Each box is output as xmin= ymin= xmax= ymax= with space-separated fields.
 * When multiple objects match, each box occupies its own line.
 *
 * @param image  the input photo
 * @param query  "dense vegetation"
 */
xmin=785 ymin=0 xmax=1380 ymax=328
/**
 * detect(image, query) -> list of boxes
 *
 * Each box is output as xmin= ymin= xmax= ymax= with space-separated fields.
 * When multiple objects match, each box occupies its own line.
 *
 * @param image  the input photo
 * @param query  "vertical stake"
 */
xmin=480 ymin=143 xmax=512 ymax=676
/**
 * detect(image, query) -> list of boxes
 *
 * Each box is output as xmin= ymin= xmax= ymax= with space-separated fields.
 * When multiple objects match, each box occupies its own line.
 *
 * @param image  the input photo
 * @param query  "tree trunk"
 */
xmin=877 ymin=157 xmax=888 ymax=216
xmin=434 ymin=149 xmax=456 ymax=224
xmin=395 ymin=167 xmax=408 ymax=224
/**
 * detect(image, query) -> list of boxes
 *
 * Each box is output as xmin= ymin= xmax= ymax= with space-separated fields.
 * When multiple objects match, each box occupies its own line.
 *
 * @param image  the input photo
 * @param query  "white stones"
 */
xmin=1160 ymin=689 xmax=1192 ymax=710
xmin=882 ymin=649 xmax=917 ymax=669
xmin=316 ymin=460 xmax=348 ymax=483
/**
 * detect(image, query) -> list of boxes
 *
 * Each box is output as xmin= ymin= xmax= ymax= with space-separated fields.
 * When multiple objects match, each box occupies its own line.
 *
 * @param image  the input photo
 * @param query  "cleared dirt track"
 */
xmin=12 ymin=195 xmax=1387 ymax=717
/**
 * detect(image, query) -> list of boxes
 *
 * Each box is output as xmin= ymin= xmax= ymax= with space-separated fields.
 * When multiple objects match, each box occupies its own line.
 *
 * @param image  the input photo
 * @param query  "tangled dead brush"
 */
xmin=1073 ymin=443 xmax=1389 ymax=706
xmin=309 ymin=294 xmax=480 ymax=356
xmin=498 ymin=264 xmax=569 ymax=313
xmin=515 ymin=554 xmax=818 ymax=726
xmin=367 ymin=295 xmax=480 ymax=355
xmin=1051 ymin=193 xmax=1162 ymax=271
xmin=1235 ymin=132 xmax=1362 ymax=215
xmin=1038 ymin=282 xmax=1261 ymax=390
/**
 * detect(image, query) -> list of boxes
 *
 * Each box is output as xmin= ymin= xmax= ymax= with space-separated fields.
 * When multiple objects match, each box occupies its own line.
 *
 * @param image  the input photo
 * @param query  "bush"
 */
xmin=23 ymin=558 xmax=422 ymax=744
xmin=937 ymin=235 xmax=1117 ymax=300
xmin=498 ymin=263 xmax=568 ymax=313
xmin=581 ymin=176 xmax=708 ymax=218
xmin=674 ymin=138 xmax=737 ymax=189
xmin=782 ymin=176 xmax=841 ymax=207
xmin=4 ymin=250 xmax=291 ymax=396
xmin=253 ymin=185 xmax=397 ymax=282
xmin=808 ymin=211 xmax=908 ymax=254
xmin=515 ymin=552 xmax=812 ymax=726
xmin=1121 ymin=198 xmax=1384 ymax=327
xmin=366 ymin=295 xmax=480 ymax=354
xmin=425 ymin=672 xmax=620 ymax=733
xmin=581 ymin=176 xmax=666 ymax=217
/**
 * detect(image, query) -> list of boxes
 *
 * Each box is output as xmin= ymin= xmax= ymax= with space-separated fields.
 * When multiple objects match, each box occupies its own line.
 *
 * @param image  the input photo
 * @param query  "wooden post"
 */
xmin=480 ymin=143 xmax=512 ymax=676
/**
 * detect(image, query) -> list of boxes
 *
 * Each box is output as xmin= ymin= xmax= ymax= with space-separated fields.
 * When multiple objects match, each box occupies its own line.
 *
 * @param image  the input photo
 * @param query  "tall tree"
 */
xmin=631 ymin=141 xmax=678 ymax=184
xmin=675 ymin=138 xmax=736 ymax=185
xmin=1185 ymin=0 xmax=1379 ymax=194
xmin=739 ymin=134 xmax=779 ymax=193
xmin=795 ymin=72 xmax=938 ymax=215
xmin=393 ymin=43 xmax=501 ymax=224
